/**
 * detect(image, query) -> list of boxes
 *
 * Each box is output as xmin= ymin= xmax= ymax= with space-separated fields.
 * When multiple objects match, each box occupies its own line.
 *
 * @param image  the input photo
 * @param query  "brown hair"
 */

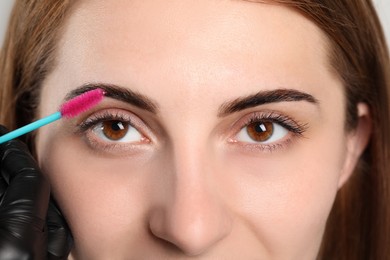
xmin=1 ymin=0 xmax=389 ymax=259
xmin=266 ymin=1 xmax=390 ymax=259
xmin=0 ymin=0 xmax=74 ymax=144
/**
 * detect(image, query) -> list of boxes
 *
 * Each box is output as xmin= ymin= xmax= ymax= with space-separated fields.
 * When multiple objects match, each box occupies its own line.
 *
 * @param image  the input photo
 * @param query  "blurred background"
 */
xmin=1 ymin=0 xmax=390 ymax=52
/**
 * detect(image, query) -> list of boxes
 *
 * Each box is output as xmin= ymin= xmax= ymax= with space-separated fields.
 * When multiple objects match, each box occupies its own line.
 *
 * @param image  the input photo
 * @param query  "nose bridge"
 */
xmin=164 ymin=111 xmax=215 ymax=187
xmin=148 ymin=128 xmax=232 ymax=255
xmin=172 ymin=131 xmax=208 ymax=181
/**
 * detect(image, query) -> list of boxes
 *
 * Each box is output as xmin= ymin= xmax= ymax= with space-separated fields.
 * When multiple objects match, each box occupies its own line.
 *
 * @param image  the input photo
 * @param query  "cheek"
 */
xmin=36 ymin=113 xmax=348 ymax=258
xmin=222 ymin=133 xmax=347 ymax=257
xmin=38 ymin=135 xmax=154 ymax=257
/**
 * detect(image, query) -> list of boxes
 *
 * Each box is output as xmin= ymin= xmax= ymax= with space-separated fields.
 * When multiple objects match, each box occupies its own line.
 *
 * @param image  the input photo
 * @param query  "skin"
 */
xmin=36 ymin=0 xmax=371 ymax=259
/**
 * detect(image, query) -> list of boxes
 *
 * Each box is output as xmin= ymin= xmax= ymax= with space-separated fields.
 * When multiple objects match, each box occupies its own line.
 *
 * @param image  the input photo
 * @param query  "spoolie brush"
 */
xmin=0 ymin=88 xmax=105 ymax=144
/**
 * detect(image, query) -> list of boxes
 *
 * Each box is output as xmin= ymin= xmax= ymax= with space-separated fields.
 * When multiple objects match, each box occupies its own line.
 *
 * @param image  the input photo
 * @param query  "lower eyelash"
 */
xmin=238 ymin=136 xmax=294 ymax=153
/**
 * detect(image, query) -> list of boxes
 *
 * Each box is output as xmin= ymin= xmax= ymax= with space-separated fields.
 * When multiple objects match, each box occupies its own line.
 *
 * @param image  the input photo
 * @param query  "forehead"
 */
xmin=47 ymin=0 xmax=339 ymax=111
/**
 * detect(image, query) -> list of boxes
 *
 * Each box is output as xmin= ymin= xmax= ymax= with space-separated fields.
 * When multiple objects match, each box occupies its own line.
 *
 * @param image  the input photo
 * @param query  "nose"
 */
xmin=148 ymin=146 xmax=232 ymax=255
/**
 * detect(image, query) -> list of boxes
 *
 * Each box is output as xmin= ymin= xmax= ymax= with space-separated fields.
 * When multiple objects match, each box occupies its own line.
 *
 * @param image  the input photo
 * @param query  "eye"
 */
xmin=77 ymin=109 xmax=151 ymax=152
xmin=237 ymin=120 xmax=288 ymax=144
xmin=92 ymin=120 xmax=143 ymax=142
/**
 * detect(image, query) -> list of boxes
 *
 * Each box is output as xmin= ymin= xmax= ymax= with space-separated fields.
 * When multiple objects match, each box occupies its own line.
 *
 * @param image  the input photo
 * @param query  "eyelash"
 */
xmin=76 ymin=110 xmax=307 ymax=154
xmin=78 ymin=111 xmax=133 ymax=132
xmin=77 ymin=110 xmax=149 ymax=152
xmin=230 ymin=111 xmax=308 ymax=152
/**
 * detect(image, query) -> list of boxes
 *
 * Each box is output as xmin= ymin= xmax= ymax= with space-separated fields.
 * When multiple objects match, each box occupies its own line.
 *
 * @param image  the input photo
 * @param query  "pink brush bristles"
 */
xmin=60 ymin=88 xmax=105 ymax=118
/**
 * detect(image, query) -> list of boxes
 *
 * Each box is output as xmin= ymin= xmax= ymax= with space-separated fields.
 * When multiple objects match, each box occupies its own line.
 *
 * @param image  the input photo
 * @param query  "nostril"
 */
xmin=149 ymin=228 xmax=184 ymax=254
xmin=150 ymin=228 xmax=208 ymax=256
xmin=148 ymin=207 xmax=232 ymax=256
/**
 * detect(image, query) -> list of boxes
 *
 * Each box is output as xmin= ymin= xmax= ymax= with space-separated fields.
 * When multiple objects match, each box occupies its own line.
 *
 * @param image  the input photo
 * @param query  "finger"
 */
xmin=0 ymin=177 xmax=7 ymax=198
xmin=0 ymin=126 xmax=15 ymax=198
xmin=47 ymin=199 xmax=73 ymax=260
xmin=0 ymin=139 xmax=50 ymax=221
xmin=0 ymin=126 xmax=9 ymax=199
xmin=0 ymin=126 xmax=49 ymax=258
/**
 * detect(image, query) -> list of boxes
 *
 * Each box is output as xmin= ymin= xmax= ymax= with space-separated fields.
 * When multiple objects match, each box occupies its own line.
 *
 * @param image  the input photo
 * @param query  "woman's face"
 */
xmin=36 ymin=0 xmax=368 ymax=259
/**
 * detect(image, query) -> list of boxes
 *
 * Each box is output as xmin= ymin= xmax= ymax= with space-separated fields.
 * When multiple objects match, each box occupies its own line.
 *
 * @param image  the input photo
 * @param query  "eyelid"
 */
xmin=76 ymin=108 xmax=154 ymax=152
xmin=78 ymin=109 xmax=145 ymax=133
xmin=231 ymin=111 xmax=307 ymax=133
xmin=228 ymin=110 xmax=308 ymax=152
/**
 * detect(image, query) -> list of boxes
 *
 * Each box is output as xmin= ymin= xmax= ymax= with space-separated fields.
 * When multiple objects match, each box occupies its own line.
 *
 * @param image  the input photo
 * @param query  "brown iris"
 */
xmin=246 ymin=121 xmax=274 ymax=142
xmin=102 ymin=120 xmax=129 ymax=140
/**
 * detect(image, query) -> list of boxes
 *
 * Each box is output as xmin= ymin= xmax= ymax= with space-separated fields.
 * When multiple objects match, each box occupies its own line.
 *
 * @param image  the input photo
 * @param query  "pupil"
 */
xmin=255 ymin=123 xmax=267 ymax=133
xmin=111 ymin=121 xmax=124 ymax=131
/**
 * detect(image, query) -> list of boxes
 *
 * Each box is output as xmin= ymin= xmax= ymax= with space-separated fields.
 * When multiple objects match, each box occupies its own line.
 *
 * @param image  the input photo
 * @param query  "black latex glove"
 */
xmin=0 ymin=126 xmax=72 ymax=259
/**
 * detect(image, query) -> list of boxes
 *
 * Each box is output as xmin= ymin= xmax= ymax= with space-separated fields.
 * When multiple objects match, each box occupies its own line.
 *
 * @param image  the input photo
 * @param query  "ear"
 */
xmin=338 ymin=102 xmax=372 ymax=188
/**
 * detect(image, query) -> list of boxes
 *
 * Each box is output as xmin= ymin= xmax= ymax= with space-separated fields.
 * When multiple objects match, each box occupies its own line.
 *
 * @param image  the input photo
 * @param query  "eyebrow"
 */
xmin=218 ymin=89 xmax=318 ymax=117
xmin=65 ymin=84 xmax=318 ymax=117
xmin=64 ymin=83 xmax=159 ymax=114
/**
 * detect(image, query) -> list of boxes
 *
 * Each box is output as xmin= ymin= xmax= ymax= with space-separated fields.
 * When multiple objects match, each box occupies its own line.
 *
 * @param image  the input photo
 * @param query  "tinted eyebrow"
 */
xmin=218 ymin=89 xmax=318 ymax=117
xmin=64 ymin=83 xmax=159 ymax=114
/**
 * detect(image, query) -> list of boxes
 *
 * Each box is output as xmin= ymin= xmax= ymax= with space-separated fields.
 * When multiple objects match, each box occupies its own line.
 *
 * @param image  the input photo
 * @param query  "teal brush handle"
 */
xmin=0 ymin=112 xmax=61 ymax=144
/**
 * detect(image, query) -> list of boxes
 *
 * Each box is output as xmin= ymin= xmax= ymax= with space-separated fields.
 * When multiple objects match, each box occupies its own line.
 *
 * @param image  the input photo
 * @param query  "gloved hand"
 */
xmin=0 ymin=126 xmax=72 ymax=259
